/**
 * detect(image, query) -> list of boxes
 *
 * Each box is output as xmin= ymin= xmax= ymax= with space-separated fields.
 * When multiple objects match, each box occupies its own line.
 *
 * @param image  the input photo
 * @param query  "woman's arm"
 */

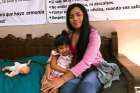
xmin=70 ymin=30 xmax=101 ymax=77
xmin=50 ymin=55 xmax=68 ymax=73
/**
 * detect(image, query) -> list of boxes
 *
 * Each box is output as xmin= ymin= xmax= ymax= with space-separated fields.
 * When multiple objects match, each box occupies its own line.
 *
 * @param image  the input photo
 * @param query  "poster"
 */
xmin=47 ymin=0 xmax=140 ymax=23
xmin=0 ymin=0 xmax=140 ymax=25
xmin=0 ymin=0 xmax=46 ymax=26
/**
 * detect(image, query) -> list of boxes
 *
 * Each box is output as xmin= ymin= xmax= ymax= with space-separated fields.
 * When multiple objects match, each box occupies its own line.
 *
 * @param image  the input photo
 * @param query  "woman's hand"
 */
xmin=41 ymin=78 xmax=65 ymax=93
xmin=41 ymin=70 xmax=75 ymax=93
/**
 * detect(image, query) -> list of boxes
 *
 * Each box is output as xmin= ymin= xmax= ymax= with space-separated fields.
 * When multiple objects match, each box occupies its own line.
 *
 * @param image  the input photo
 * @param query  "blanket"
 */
xmin=96 ymin=59 xmax=121 ymax=88
xmin=0 ymin=56 xmax=48 ymax=93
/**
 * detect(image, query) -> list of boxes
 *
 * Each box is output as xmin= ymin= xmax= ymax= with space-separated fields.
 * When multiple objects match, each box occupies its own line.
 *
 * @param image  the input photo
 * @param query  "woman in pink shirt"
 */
xmin=42 ymin=3 xmax=102 ymax=93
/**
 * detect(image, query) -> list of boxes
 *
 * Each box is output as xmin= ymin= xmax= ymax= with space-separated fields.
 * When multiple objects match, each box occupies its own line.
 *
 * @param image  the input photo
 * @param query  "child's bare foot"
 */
xmin=2 ymin=66 xmax=10 ymax=71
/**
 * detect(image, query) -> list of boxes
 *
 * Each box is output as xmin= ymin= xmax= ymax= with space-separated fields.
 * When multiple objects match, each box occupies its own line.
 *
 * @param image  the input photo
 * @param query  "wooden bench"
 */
xmin=111 ymin=32 xmax=140 ymax=93
xmin=0 ymin=32 xmax=129 ymax=93
xmin=117 ymin=54 xmax=140 ymax=93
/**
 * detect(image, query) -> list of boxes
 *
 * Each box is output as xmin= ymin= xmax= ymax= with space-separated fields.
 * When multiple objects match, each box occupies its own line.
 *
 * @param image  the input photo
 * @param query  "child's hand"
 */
xmin=41 ymin=78 xmax=64 ymax=93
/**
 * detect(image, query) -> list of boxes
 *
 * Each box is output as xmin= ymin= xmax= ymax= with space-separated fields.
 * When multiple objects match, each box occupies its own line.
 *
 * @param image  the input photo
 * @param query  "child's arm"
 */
xmin=46 ymin=63 xmax=52 ymax=80
xmin=50 ymin=55 xmax=67 ymax=73
xmin=41 ymin=64 xmax=52 ymax=90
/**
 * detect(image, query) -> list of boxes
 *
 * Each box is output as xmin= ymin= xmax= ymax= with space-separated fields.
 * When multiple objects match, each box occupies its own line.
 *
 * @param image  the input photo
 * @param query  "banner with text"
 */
xmin=47 ymin=0 xmax=140 ymax=23
xmin=0 ymin=0 xmax=46 ymax=26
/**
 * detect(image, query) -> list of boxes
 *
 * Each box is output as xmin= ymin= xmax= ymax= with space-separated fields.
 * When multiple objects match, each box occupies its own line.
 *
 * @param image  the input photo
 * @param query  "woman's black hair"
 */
xmin=66 ymin=3 xmax=91 ymax=62
xmin=54 ymin=30 xmax=70 ymax=49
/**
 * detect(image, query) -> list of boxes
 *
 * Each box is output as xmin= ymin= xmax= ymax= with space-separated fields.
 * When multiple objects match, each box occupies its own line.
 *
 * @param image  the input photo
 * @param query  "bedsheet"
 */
xmin=0 ymin=56 xmax=48 ymax=93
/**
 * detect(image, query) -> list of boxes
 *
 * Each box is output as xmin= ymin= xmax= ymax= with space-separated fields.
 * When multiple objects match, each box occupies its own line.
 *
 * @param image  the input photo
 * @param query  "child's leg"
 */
xmin=46 ymin=63 xmax=53 ymax=79
xmin=2 ymin=66 xmax=11 ymax=71
xmin=2 ymin=66 xmax=15 ymax=71
xmin=42 ymin=64 xmax=52 ymax=83
xmin=41 ymin=68 xmax=53 ymax=93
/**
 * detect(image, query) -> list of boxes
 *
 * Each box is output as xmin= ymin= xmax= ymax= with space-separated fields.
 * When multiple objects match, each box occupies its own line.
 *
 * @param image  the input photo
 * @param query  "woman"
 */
xmin=42 ymin=3 xmax=103 ymax=93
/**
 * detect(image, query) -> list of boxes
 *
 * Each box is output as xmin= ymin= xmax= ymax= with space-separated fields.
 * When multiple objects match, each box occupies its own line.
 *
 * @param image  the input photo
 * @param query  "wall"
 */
xmin=0 ymin=19 xmax=140 ymax=66
xmin=113 ymin=20 xmax=140 ymax=66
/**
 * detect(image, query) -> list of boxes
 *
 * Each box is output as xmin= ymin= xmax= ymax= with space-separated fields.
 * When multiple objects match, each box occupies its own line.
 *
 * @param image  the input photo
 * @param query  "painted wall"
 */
xmin=113 ymin=20 xmax=140 ymax=66
xmin=0 ymin=19 xmax=140 ymax=66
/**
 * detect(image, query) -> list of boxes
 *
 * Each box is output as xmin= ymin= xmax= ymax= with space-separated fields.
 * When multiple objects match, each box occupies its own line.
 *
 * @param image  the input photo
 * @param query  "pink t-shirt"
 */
xmin=70 ymin=29 xmax=103 ymax=77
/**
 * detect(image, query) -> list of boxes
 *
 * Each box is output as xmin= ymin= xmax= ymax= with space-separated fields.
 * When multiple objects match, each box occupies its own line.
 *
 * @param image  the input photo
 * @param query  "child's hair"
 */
xmin=54 ymin=30 xmax=70 ymax=49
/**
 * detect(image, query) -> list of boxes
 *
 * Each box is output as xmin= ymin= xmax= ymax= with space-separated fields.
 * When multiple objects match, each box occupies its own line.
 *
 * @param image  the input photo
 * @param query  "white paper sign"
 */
xmin=0 ymin=0 xmax=46 ymax=26
xmin=47 ymin=0 xmax=140 ymax=23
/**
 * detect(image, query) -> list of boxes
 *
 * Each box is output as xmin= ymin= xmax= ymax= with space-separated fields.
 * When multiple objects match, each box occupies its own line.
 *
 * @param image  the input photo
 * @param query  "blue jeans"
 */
xmin=60 ymin=70 xmax=102 ymax=93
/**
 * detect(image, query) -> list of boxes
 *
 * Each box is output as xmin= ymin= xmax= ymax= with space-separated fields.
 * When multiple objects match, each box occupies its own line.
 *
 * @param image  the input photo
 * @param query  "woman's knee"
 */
xmin=82 ymin=70 xmax=98 ymax=84
xmin=77 ymin=70 xmax=102 ymax=93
